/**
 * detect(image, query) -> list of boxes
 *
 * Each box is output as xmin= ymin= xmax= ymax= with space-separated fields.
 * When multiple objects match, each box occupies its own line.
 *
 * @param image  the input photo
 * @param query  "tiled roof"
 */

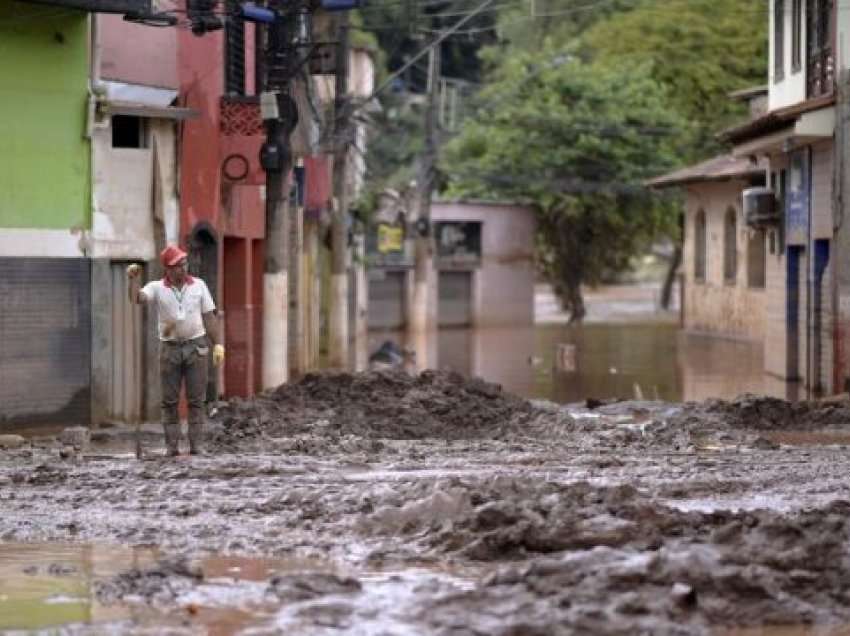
xmin=647 ymin=154 xmax=764 ymax=188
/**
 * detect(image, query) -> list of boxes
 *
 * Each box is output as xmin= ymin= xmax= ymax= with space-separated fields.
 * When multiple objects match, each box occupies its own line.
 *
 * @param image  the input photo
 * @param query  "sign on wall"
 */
xmin=367 ymin=221 xmax=410 ymax=267
xmin=435 ymin=221 xmax=482 ymax=267
xmin=785 ymin=148 xmax=810 ymax=246
xmin=20 ymin=0 xmax=150 ymax=13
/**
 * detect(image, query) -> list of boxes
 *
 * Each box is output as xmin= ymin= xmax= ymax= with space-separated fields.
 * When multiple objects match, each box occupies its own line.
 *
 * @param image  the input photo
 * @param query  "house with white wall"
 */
xmin=88 ymin=14 xmax=190 ymax=425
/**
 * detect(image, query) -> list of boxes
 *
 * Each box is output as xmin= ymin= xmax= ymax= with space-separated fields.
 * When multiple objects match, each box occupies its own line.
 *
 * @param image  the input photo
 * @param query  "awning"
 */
xmin=101 ymin=100 xmax=197 ymax=120
xmin=647 ymin=154 xmax=765 ymax=189
xmin=731 ymin=106 xmax=834 ymax=157
xmin=98 ymin=81 xmax=197 ymax=120
xmin=719 ymin=93 xmax=835 ymax=145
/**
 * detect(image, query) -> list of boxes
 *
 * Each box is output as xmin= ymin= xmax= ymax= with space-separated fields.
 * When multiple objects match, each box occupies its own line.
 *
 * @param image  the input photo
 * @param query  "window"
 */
xmin=225 ymin=0 xmax=246 ymax=96
xmin=724 ymin=207 xmax=738 ymax=284
xmin=111 ymin=115 xmax=146 ymax=149
xmin=775 ymin=0 xmax=785 ymax=81
xmin=792 ymin=0 xmax=802 ymax=71
xmin=806 ymin=0 xmax=834 ymax=97
xmin=748 ymin=229 xmax=767 ymax=288
xmin=694 ymin=210 xmax=707 ymax=283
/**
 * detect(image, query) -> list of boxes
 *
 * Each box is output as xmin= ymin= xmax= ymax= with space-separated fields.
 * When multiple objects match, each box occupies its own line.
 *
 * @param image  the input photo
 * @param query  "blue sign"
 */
xmin=785 ymin=148 xmax=810 ymax=246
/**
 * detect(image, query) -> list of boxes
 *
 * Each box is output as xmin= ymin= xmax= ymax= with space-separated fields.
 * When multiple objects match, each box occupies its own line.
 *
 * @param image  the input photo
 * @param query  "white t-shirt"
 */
xmin=140 ymin=276 xmax=215 ymax=342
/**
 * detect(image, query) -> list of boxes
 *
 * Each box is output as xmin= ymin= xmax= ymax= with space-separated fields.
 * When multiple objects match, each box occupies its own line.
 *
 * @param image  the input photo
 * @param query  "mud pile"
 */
xmin=644 ymin=394 xmax=850 ymax=449
xmin=208 ymin=370 xmax=549 ymax=452
xmin=369 ymin=478 xmax=850 ymax=634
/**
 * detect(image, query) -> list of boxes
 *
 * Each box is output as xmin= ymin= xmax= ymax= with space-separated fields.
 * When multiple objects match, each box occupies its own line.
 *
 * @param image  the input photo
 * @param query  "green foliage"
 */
xmin=580 ymin=0 xmax=768 ymax=160
xmin=358 ymin=0 xmax=768 ymax=320
xmin=443 ymin=52 xmax=683 ymax=320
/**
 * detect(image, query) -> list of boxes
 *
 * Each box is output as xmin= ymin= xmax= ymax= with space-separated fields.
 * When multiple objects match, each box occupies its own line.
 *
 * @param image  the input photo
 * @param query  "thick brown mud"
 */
xmin=4 ymin=371 xmax=850 ymax=634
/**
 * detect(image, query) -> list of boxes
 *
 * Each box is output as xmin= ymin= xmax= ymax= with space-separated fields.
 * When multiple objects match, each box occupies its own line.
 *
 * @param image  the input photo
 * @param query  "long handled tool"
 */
xmin=130 ymin=281 xmax=143 ymax=460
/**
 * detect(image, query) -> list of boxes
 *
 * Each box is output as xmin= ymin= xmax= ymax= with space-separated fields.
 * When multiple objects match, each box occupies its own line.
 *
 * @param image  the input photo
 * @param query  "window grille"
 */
xmin=724 ymin=207 xmax=737 ymax=284
xmin=694 ymin=210 xmax=707 ymax=283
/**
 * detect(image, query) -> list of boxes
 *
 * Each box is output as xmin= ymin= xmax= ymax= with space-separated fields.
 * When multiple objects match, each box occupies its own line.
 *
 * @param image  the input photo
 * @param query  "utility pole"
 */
xmin=408 ymin=44 xmax=440 ymax=336
xmin=834 ymin=68 xmax=850 ymax=393
xmin=328 ymin=12 xmax=351 ymax=369
xmin=259 ymin=0 xmax=311 ymax=389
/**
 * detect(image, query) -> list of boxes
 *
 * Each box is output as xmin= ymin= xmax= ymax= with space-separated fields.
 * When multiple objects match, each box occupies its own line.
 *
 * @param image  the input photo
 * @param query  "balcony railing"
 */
xmin=807 ymin=47 xmax=834 ymax=98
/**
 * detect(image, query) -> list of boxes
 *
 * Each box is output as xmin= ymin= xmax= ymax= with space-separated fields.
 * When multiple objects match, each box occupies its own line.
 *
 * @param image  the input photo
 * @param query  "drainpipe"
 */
xmin=87 ymin=15 xmax=108 ymax=138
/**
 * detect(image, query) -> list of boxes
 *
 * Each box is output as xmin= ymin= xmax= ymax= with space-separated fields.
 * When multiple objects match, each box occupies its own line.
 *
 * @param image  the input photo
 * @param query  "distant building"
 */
xmin=367 ymin=200 xmax=536 ymax=330
xmin=652 ymin=0 xmax=848 ymax=399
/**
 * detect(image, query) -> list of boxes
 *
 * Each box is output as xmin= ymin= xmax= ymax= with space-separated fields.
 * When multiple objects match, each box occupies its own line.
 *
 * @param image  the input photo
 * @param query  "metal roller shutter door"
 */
xmin=438 ymin=271 xmax=472 ymax=327
xmin=0 ymin=258 xmax=91 ymax=429
xmin=368 ymin=271 xmax=406 ymax=330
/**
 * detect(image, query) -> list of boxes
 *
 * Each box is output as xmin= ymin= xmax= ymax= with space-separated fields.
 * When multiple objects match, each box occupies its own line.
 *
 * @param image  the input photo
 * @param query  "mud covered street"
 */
xmin=4 ymin=371 xmax=850 ymax=634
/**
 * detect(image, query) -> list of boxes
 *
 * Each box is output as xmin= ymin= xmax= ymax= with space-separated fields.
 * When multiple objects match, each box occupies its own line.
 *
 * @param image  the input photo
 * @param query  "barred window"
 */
xmin=694 ymin=210 xmax=707 ymax=283
xmin=724 ymin=207 xmax=737 ymax=284
xmin=225 ymin=0 xmax=246 ymax=96
xmin=792 ymin=0 xmax=802 ymax=72
xmin=748 ymin=229 xmax=767 ymax=289
xmin=775 ymin=0 xmax=785 ymax=81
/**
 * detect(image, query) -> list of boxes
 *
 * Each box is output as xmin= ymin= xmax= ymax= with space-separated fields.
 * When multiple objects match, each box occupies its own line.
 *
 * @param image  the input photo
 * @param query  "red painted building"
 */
xmin=177 ymin=21 xmax=267 ymax=397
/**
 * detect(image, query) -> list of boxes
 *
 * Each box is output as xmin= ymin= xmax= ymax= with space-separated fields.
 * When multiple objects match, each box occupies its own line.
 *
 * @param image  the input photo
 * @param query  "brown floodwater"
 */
xmin=365 ymin=322 xmax=785 ymax=404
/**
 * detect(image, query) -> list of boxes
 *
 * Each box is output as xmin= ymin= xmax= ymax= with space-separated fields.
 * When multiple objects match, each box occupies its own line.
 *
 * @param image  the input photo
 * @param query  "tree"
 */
xmin=442 ymin=52 xmax=683 ymax=321
xmin=580 ymin=0 xmax=767 ymax=161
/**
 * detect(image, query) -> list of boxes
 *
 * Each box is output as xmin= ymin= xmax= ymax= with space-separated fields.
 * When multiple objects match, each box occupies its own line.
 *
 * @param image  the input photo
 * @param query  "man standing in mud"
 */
xmin=126 ymin=245 xmax=225 ymax=456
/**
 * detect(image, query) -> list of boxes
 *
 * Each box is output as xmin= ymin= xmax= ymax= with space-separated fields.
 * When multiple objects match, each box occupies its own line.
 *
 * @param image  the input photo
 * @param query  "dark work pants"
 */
xmin=160 ymin=337 xmax=209 ymax=454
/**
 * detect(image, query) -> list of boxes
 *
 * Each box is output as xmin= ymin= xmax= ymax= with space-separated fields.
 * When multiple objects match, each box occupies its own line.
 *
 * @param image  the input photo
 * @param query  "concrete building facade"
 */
xmin=722 ymin=0 xmax=838 ymax=397
xmin=653 ymin=0 xmax=842 ymax=399
xmin=367 ymin=200 xmax=536 ymax=331
xmin=650 ymin=157 xmax=769 ymax=342
xmin=0 ymin=4 xmax=93 ymax=430
xmin=89 ymin=14 xmax=188 ymax=426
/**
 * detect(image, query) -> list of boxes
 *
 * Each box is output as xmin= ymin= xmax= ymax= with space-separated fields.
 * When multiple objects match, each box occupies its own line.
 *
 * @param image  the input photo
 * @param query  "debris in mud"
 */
xmin=268 ymin=572 xmax=362 ymax=602
xmin=0 ymin=434 xmax=26 ymax=450
xmin=9 ymin=464 xmax=68 ymax=486
xmin=59 ymin=426 xmax=90 ymax=451
xmin=95 ymin=558 xmax=204 ymax=606
xmin=208 ymin=370 xmax=547 ymax=452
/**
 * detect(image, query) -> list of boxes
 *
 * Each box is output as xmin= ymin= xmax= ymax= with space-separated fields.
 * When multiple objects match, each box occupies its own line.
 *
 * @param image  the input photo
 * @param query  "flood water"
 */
xmin=366 ymin=321 xmax=790 ymax=404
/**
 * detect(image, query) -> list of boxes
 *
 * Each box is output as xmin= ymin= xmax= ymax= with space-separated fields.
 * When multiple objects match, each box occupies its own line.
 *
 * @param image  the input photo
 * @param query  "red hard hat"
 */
xmin=160 ymin=245 xmax=188 ymax=268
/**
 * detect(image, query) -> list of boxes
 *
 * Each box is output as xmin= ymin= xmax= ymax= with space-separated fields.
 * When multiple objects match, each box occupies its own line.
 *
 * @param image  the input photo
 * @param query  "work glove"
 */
xmin=213 ymin=344 xmax=225 ymax=367
xmin=126 ymin=263 xmax=142 ymax=278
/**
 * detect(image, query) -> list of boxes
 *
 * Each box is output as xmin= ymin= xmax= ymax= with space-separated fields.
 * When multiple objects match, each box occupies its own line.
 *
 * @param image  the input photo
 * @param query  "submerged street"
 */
xmin=3 ymin=365 xmax=850 ymax=634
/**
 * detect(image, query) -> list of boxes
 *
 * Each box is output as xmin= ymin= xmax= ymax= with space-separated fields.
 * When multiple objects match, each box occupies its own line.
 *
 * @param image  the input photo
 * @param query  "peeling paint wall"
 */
xmin=89 ymin=121 xmax=179 ymax=260
xmin=682 ymin=181 xmax=767 ymax=341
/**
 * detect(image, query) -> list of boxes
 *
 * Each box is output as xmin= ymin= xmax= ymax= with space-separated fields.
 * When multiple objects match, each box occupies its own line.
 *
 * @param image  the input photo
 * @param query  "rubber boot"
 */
xmin=163 ymin=424 xmax=180 ymax=457
xmin=188 ymin=420 xmax=204 ymax=456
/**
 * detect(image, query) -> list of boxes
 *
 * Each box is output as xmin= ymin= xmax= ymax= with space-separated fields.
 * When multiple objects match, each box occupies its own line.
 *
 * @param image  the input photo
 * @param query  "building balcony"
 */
xmin=807 ymin=48 xmax=834 ymax=99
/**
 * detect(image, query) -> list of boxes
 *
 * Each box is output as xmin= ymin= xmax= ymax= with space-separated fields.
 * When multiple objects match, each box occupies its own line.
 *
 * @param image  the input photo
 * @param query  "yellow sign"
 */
xmin=377 ymin=224 xmax=403 ymax=253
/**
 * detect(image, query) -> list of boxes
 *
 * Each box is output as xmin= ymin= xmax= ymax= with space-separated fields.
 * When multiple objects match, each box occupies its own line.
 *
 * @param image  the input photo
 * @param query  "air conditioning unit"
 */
xmin=743 ymin=187 xmax=780 ymax=228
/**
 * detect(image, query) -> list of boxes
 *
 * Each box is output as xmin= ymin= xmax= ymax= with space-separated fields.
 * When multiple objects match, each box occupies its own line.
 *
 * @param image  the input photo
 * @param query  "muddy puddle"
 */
xmin=5 ymin=372 xmax=850 ymax=634
xmin=0 ymin=542 xmax=477 ymax=634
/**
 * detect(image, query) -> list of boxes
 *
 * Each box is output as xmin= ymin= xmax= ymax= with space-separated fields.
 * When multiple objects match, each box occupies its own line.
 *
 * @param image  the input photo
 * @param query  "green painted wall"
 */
xmin=0 ymin=3 xmax=90 ymax=230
